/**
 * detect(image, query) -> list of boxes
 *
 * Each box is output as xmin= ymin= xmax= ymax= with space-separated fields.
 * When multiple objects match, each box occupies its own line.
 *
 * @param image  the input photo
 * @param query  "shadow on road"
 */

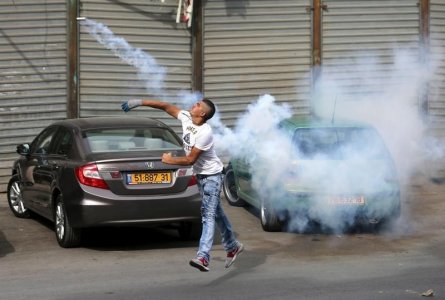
xmin=0 ymin=230 xmax=15 ymax=257
xmin=4 ymin=208 xmax=202 ymax=252
xmin=81 ymin=226 xmax=199 ymax=251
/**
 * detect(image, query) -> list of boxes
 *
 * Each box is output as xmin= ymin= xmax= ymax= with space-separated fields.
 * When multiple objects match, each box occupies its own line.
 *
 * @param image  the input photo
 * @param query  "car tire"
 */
xmin=373 ymin=200 xmax=402 ymax=232
xmin=54 ymin=195 xmax=81 ymax=248
xmin=223 ymin=164 xmax=246 ymax=207
xmin=178 ymin=221 xmax=202 ymax=241
xmin=7 ymin=174 xmax=31 ymax=218
xmin=374 ymin=213 xmax=401 ymax=233
xmin=260 ymin=199 xmax=282 ymax=232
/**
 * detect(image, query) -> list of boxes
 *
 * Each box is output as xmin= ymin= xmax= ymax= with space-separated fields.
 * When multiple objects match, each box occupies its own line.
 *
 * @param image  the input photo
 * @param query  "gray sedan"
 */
xmin=7 ymin=117 xmax=201 ymax=248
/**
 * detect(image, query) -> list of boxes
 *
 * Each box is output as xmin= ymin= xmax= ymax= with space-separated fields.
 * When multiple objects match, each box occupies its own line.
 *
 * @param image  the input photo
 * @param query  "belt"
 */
xmin=196 ymin=172 xmax=222 ymax=179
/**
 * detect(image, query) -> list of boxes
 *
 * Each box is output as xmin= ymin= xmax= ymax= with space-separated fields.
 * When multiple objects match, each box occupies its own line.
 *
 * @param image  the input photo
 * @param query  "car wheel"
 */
xmin=260 ymin=199 xmax=282 ymax=232
xmin=7 ymin=174 xmax=31 ymax=218
xmin=372 ymin=201 xmax=402 ymax=233
xmin=223 ymin=164 xmax=246 ymax=207
xmin=178 ymin=221 xmax=202 ymax=241
xmin=54 ymin=195 xmax=81 ymax=248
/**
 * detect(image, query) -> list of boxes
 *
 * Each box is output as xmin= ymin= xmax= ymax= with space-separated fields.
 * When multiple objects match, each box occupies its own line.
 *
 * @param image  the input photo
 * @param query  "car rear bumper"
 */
xmin=279 ymin=191 xmax=401 ymax=221
xmin=65 ymin=185 xmax=202 ymax=228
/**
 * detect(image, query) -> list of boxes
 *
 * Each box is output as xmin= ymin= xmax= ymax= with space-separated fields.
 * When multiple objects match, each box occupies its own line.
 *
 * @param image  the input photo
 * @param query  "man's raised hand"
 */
xmin=121 ymin=99 xmax=142 ymax=112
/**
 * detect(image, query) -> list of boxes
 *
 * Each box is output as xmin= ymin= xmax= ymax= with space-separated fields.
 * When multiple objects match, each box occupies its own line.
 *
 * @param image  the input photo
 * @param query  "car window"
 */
xmin=293 ymin=127 xmax=389 ymax=159
xmin=53 ymin=128 xmax=73 ymax=156
xmin=338 ymin=128 xmax=389 ymax=159
xmin=32 ymin=127 xmax=59 ymax=155
xmin=84 ymin=127 xmax=182 ymax=153
xmin=294 ymin=128 xmax=337 ymax=158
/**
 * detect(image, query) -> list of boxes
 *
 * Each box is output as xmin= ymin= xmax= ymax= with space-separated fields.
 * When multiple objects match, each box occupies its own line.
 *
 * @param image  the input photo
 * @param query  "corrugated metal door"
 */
xmin=320 ymin=0 xmax=420 ymax=106
xmin=79 ymin=0 xmax=193 ymax=131
xmin=429 ymin=0 xmax=445 ymax=126
xmin=203 ymin=0 xmax=312 ymax=127
xmin=0 ymin=0 xmax=67 ymax=192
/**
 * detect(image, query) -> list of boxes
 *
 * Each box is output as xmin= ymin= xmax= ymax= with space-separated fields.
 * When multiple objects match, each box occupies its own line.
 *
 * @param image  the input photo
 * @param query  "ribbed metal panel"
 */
xmin=79 ymin=0 xmax=192 ymax=132
xmin=0 ymin=0 xmax=67 ymax=191
xmin=429 ymin=0 xmax=445 ymax=126
xmin=203 ymin=0 xmax=312 ymax=127
xmin=321 ymin=0 xmax=420 ymax=100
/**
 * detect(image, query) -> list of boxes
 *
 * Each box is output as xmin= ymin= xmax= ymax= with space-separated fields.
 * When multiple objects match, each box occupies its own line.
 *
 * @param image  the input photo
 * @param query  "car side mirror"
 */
xmin=17 ymin=143 xmax=30 ymax=156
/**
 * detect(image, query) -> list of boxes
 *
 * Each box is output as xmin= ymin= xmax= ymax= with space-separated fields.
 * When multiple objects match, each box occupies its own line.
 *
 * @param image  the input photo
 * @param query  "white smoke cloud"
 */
xmin=312 ymin=47 xmax=432 ymax=185
xmin=212 ymin=47 xmax=440 ymax=234
xmin=216 ymin=93 xmax=403 ymax=234
xmin=214 ymin=94 xmax=292 ymax=156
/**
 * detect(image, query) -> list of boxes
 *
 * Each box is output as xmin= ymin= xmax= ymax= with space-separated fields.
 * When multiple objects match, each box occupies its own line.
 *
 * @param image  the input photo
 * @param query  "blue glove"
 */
xmin=121 ymin=99 xmax=142 ymax=112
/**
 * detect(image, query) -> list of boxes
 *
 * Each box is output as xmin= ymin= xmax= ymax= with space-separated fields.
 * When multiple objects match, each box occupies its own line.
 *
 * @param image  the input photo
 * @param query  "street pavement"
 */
xmin=0 ymin=174 xmax=444 ymax=300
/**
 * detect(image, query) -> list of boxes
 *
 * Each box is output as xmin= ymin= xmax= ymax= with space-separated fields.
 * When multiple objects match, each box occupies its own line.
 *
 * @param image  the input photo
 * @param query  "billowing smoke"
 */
xmin=214 ymin=94 xmax=292 ymax=155
xmin=312 ymin=48 xmax=432 ymax=185
xmin=212 ymin=47 xmax=440 ymax=234
xmin=214 ymin=94 xmax=403 ymax=234
xmin=81 ymin=18 xmax=444 ymax=234
xmin=304 ymin=47 xmax=442 ymax=234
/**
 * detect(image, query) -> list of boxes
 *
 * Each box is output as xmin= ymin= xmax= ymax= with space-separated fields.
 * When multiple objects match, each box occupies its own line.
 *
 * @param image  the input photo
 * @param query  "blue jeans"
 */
xmin=196 ymin=173 xmax=238 ymax=262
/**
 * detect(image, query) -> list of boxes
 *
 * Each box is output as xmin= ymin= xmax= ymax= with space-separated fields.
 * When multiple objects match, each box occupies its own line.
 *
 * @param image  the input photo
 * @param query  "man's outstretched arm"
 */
xmin=121 ymin=99 xmax=181 ymax=118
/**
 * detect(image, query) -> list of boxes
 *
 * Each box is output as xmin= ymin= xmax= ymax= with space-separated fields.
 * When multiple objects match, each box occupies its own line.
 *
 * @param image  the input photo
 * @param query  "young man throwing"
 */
xmin=121 ymin=98 xmax=244 ymax=272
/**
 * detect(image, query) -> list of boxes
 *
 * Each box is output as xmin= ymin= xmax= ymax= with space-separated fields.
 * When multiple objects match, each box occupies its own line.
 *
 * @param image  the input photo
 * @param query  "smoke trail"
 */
xmin=80 ymin=18 xmax=201 ymax=106
xmin=80 ymin=18 xmax=166 ymax=98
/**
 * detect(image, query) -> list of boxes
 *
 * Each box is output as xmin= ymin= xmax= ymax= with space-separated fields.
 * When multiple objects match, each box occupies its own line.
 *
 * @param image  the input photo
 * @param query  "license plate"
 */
xmin=328 ymin=196 xmax=365 ymax=205
xmin=126 ymin=172 xmax=171 ymax=185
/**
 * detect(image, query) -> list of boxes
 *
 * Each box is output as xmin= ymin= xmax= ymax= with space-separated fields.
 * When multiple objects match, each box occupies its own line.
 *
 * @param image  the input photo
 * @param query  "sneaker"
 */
xmin=225 ymin=242 xmax=244 ymax=268
xmin=189 ymin=257 xmax=210 ymax=272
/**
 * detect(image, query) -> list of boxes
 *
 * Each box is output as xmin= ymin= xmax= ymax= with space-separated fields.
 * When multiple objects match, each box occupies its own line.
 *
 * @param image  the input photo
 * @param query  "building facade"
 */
xmin=0 ymin=0 xmax=444 ymax=191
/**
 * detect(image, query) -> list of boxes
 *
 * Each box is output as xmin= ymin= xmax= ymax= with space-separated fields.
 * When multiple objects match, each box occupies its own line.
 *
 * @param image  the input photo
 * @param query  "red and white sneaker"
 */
xmin=225 ymin=242 xmax=244 ymax=268
xmin=189 ymin=257 xmax=210 ymax=272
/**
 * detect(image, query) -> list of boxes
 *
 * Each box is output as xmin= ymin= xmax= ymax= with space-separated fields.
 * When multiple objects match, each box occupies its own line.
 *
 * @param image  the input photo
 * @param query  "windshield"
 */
xmin=85 ymin=127 xmax=182 ymax=153
xmin=293 ymin=127 xmax=390 ymax=159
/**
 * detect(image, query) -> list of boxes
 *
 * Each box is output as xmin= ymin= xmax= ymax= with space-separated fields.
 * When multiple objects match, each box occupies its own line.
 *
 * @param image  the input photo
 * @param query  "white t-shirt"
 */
xmin=177 ymin=110 xmax=223 ymax=175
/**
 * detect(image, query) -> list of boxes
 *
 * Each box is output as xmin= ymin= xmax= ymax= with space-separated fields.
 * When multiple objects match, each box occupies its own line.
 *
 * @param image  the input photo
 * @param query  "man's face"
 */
xmin=191 ymin=101 xmax=209 ymax=119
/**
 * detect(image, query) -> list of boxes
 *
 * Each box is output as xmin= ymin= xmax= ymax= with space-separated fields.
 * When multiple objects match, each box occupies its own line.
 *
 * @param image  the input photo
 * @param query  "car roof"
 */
xmin=281 ymin=115 xmax=373 ymax=129
xmin=51 ymin=117 xmax=169 ymax=131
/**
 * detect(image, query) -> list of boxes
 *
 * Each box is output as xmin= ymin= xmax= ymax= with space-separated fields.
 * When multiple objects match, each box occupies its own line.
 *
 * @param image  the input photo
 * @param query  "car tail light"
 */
xmin=177 ymin=168 xmax=197 ymax=187
xmin=75 ymin=163 xmax=109 ymax=189
xmin=188 ymin=174 xmax=197 ymax=186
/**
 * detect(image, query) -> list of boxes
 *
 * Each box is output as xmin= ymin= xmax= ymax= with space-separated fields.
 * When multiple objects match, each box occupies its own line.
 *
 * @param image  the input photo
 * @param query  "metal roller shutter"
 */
xmin=203 ymin=0 xmax=312 ymax=127
xmin=79 ymin=0 xmax=193 ymax=132
xmin=0 ymin=0 xmax=67 ymax=192
xmin=429 ymin=0 xmax=445 ymax=126
xmin=320 ymin=0 xmax=420 ymax=108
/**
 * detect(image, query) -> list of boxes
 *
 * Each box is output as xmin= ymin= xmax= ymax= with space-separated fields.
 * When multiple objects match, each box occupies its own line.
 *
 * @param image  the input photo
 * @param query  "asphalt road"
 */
xmin=0 ymin=174 xmax=444 ymax=300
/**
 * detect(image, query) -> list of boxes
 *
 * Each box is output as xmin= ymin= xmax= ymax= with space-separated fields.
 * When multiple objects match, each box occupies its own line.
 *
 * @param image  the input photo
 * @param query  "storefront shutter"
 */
xmin=203 ymin=0 xmax=312 ymax=127
xmin=429 ymin=0 xmax=445 ymax=127
xmin=0 ymin=0 xmax=67 ymax=191
xmin=318 ymin=0 xmax=420 ymax=116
